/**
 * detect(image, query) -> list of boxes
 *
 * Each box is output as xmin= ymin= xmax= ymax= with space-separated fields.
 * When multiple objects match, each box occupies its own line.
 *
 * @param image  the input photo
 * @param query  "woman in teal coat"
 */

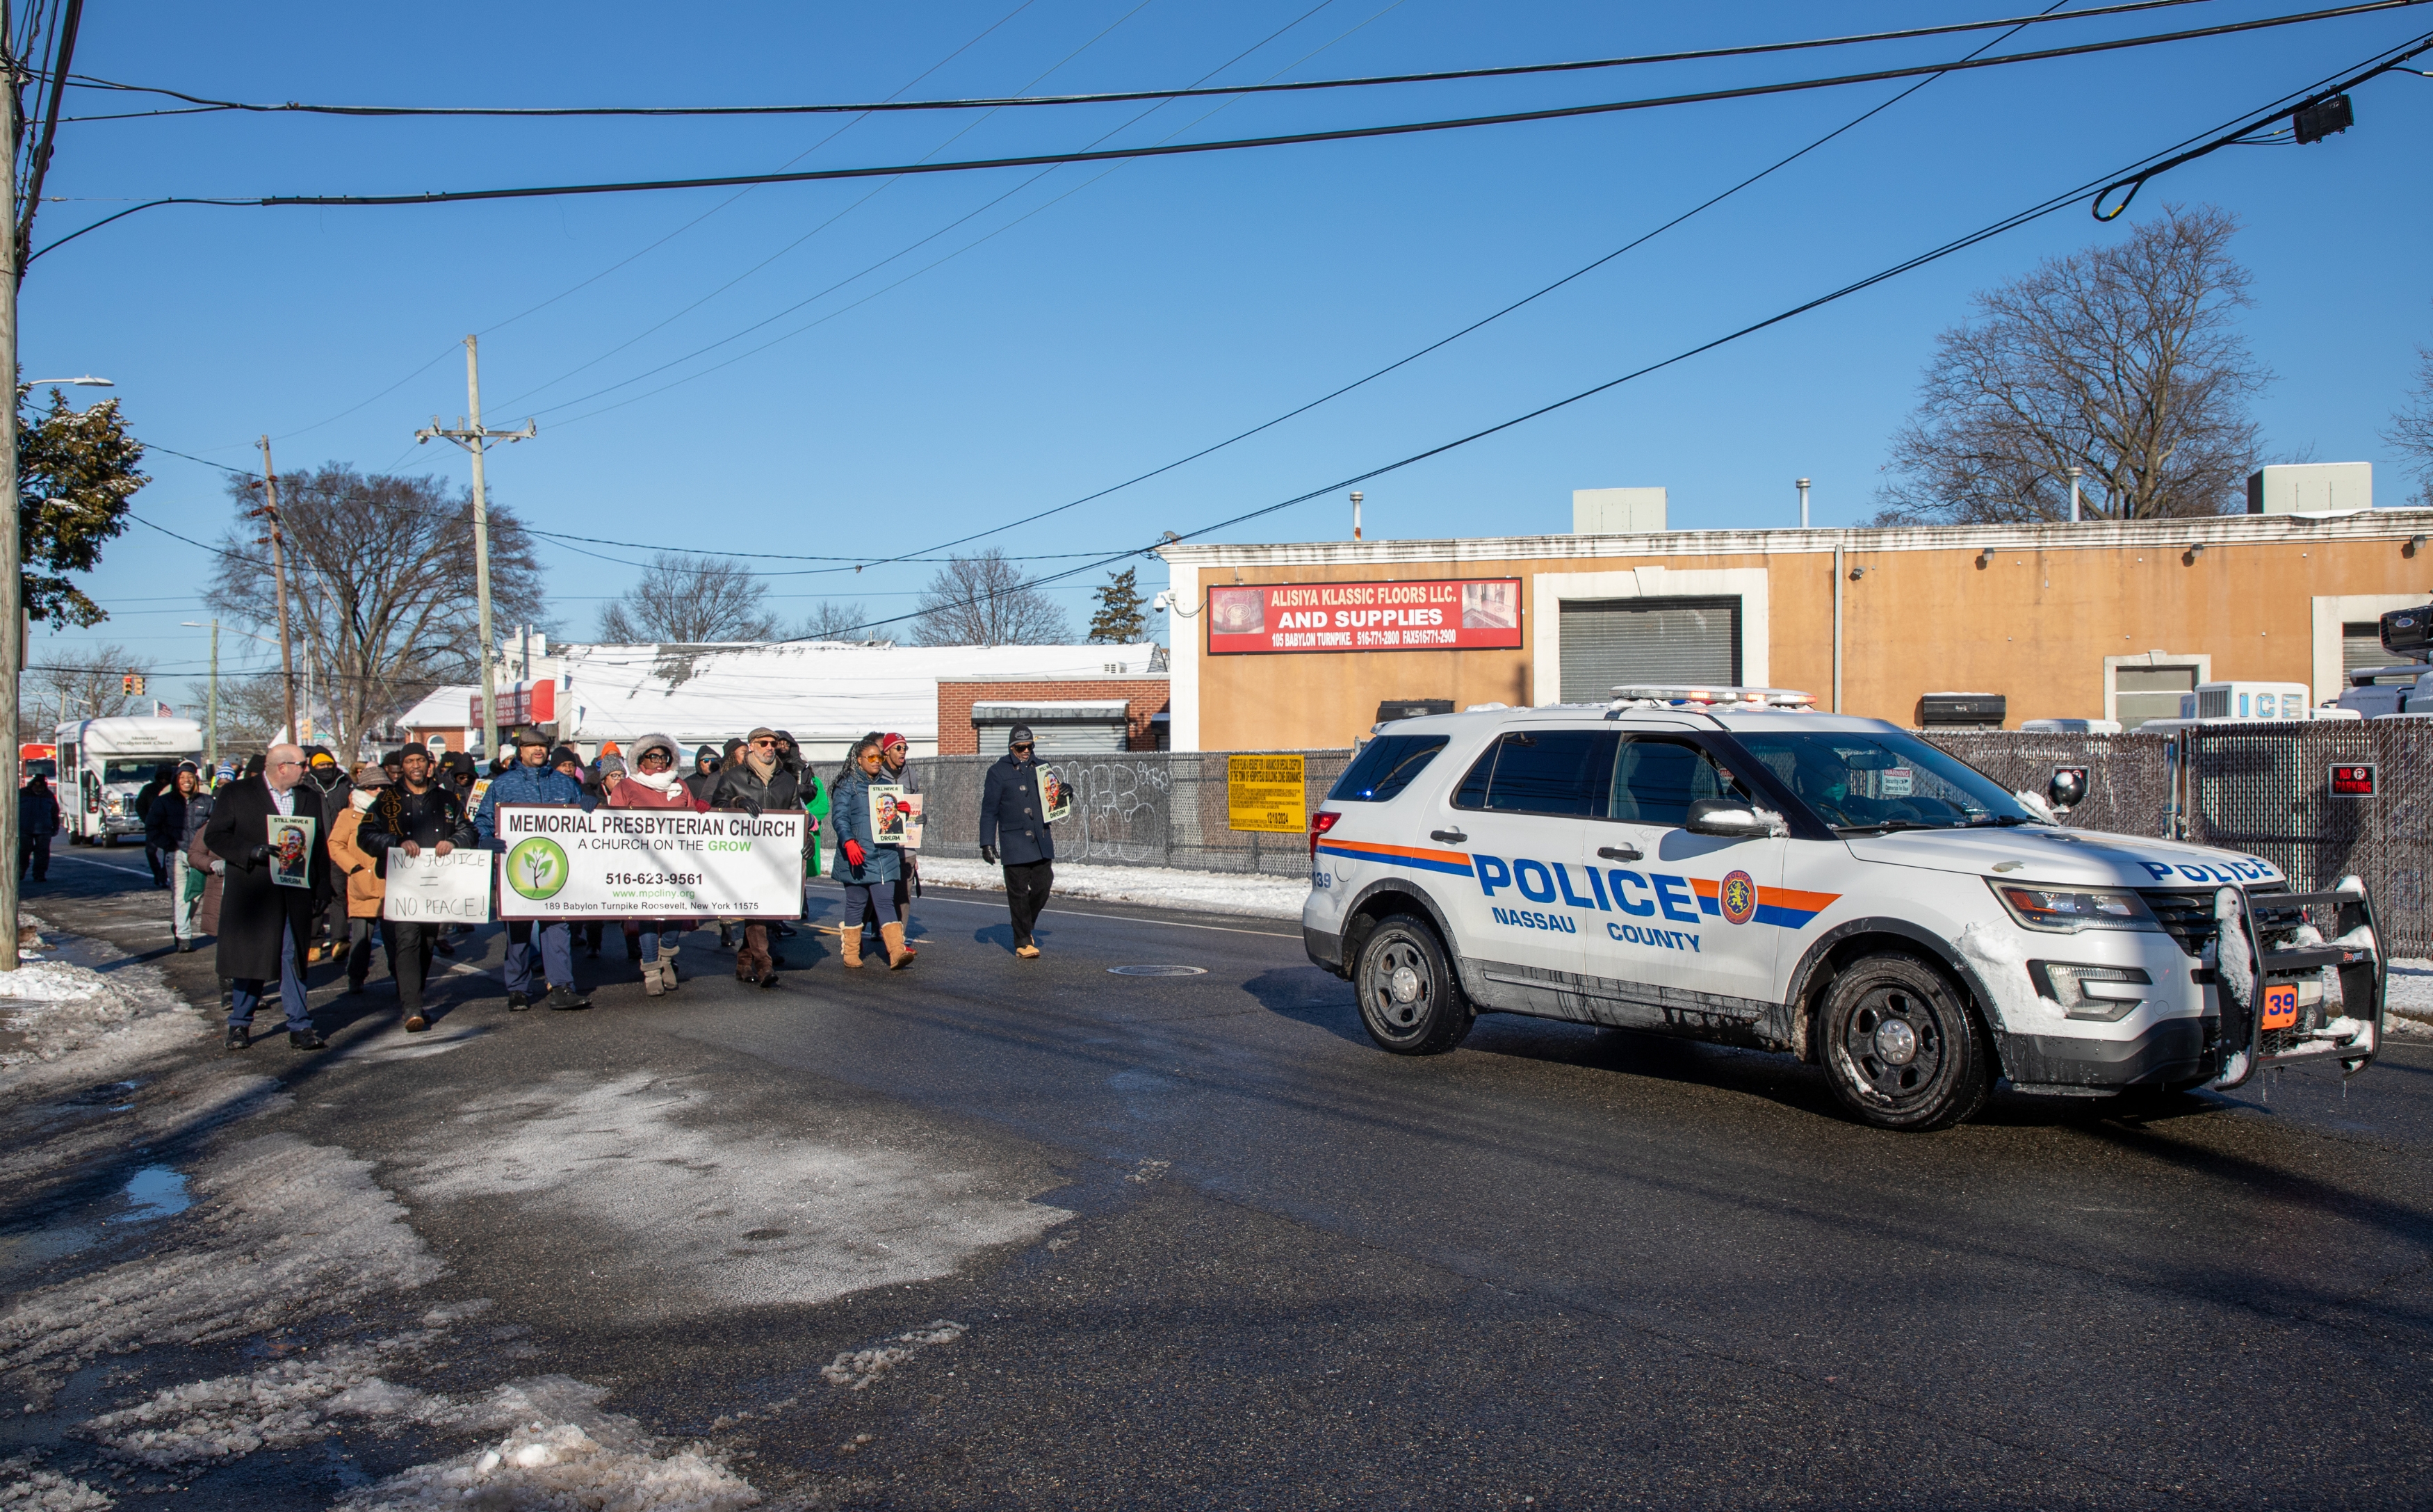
xmin=828 ymin=738 xmax=909 ymax=969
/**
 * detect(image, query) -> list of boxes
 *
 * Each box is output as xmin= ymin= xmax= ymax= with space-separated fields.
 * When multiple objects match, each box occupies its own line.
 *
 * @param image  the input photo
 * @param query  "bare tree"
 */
xmin=911 ymin=549 xmax=1071 ymax=647
xmin=797 ymin=599 xmax=874 ymax=642
xmin=2387 ymin=337 xmax=2433 ymax=509
xmin=597 ymin=553 xmax=783 ymax=643
xmin=206 ymin=465 xmax=544 ymax=761
xmin=25 ymin=641 xmax=153 ymax=729
xmin=1874 ymin=204 xmax=2268 ymax=525
xmin=180 ymin=672 xmax=289 ymax=757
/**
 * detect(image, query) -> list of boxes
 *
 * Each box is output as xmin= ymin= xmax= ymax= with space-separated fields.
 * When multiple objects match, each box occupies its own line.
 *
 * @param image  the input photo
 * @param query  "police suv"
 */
xmin=1302 ymin=688 xmax=2387 ymax=1131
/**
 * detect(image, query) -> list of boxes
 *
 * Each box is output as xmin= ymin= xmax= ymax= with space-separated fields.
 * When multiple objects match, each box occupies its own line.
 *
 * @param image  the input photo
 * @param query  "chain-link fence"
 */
xmin=1921 ymin=731 xmax=2178 ymax=839
xmin=905 ymin=749 xmax=1356 ymax=877
xmin=1923 ymin=724 xmax=2433 ymax=957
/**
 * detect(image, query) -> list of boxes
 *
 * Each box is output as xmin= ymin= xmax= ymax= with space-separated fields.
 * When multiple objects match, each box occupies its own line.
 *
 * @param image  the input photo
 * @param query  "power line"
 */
xmin=49 ymin=0 xmax=2231 ymax=121
xmin=31 ymin=1 xmax=2425 ymax=259
xmin=786 ymin=26 xmax=2433 ymax=644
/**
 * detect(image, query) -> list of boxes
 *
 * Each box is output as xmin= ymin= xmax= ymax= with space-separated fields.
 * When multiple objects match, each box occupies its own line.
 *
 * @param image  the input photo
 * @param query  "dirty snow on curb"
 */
xmin=339 ymin=1375 xmax=758 ymax=1512
xmin=0 ymin=921 xmax=202 ymax=1072
xmin=0 ymin=1134 xmax=440 ymax=1408
xmin=400 ymin=1071 xmax=1068 ymax=1312
xmin=0 ymin=1455 xmax=112 ymax=1509
xmin=822 ymin=1320 xmax=965 ymax=1391
xmin=2384 ymin=959 xmax=2433 ymax=1021
xmin=912 ymin=856 xmax=1307 ymax=920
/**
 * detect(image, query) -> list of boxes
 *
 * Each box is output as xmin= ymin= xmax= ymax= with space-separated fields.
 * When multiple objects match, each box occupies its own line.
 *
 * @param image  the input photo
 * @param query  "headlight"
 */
xmin=1988 ymin=879 xmax=2158 ymax=933
xmin=2026 ymin=961 xmax=2154 ymax=1021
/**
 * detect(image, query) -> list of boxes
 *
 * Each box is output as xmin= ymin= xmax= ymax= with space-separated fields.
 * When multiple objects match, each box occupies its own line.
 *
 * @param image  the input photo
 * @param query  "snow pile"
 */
xmin=913 ymin=856 xmax=1308 ymax=920
xmin=1952 ymin=918 xmax=2065 ymax=1029
xmin=86 ymin=1335 xmax=430 ymax=1468
xmin=2385 ymin=959 xmax=2433 ymax=1028
xmin=341 ymin=1377 xmax=758 ymax=1512
xmin=0 ymin=1135 xmax=439 ymax=1407
xmin=821 ymin=1320 xmax=964 ymax=1391
xmin=0 ymin=940 xmax=199 ymax=1071
xmin=400 ymin=1072 xmax=1068 ymax=1313
xmin=0 ymin=1456 xmax=112 ymax=1510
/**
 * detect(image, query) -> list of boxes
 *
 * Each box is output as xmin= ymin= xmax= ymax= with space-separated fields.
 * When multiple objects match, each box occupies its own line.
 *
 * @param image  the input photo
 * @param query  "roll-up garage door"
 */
xmin=1556 ymin=596 xmax=1741 ymax=703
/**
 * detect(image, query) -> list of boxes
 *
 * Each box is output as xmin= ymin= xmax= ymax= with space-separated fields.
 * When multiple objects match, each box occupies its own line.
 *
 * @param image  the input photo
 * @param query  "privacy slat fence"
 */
xmin=906 ymin=726 xmax=2433 ymax=953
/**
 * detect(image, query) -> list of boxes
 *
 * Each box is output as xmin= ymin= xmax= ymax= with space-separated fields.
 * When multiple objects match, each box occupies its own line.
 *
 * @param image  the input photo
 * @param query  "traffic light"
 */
xmin=121 ymin=673 xmax=145 ymax=697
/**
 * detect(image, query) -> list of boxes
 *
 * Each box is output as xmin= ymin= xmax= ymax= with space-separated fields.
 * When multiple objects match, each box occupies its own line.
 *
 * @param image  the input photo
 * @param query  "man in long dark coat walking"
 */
xmin=977 ymin=724 xmax=1059 ymax=959
xmin=206 ymin=742 xmax=333 ymax=1051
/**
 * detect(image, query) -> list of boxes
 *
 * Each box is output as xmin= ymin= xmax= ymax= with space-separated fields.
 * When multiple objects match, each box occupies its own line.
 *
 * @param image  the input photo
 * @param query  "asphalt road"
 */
xmin=9 ymin=842 xmax=2433 ymax=1509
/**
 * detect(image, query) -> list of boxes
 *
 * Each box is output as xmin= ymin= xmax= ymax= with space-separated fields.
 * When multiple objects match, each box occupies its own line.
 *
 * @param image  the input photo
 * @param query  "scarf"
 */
xmin=627 ymin=766 xmax=685 ymax=794
xmin=746 ymin=749 xmax=779 ymax=783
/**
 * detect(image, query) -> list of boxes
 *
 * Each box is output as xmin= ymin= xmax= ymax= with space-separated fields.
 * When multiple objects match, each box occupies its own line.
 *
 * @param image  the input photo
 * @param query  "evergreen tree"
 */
xmin=1087 ymin=567 xmax=1147 ymax=644
xmin=20 ymin=385 xmax=147 ymax=628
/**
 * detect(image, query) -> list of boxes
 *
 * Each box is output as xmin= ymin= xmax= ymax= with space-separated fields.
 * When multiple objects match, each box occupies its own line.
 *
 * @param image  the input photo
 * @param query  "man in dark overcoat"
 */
xmin=977 ymin=724 xmax=1058 ymax=959
xmin=205 ymin=742 xmax=333 ymax=1050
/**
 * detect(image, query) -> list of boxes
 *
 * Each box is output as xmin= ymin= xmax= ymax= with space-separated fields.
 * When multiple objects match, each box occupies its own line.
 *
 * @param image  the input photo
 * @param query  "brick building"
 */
xmin=936 ymin=676 xmax=1171 ymax=754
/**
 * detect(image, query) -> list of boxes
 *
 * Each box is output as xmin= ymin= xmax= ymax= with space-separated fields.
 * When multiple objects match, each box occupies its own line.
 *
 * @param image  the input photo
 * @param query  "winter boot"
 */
xmin=661 ymin=946 xmax=681 ymax=992
xmin=642 ymin=959 xmax=665 ymax=998
xmin=881 ymin=922 xmax=913 ymax=970
xmin=838 ymin=924 xmax=863 ymax=969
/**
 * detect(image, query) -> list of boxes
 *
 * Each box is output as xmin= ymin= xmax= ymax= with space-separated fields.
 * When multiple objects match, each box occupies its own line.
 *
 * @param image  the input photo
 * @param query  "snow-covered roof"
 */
xmin=557 ymin=642 xmax=1160 ymax=745
xmin=392 ymin=684 xmax=480 ymax=729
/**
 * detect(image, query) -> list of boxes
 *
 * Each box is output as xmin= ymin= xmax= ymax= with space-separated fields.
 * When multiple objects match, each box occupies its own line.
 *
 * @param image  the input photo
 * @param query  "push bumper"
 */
xmin=2209 ymin=883 xmax=2384 ymax=1090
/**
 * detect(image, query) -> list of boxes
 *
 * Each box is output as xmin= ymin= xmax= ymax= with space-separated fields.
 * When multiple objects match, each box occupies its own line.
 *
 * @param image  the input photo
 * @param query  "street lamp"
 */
xmin=23 ymin=376 xmax=111 ymax=387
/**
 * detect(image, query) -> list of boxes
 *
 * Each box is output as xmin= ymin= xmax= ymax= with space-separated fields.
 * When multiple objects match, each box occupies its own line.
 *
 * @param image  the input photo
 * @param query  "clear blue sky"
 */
xmin=24 ymin=0 xmax=2433 ymax=700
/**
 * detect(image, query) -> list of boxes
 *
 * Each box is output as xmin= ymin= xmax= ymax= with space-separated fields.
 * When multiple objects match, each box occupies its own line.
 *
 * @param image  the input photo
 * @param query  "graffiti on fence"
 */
xmin=1043 ymin=757 xmax=1172 ymax=864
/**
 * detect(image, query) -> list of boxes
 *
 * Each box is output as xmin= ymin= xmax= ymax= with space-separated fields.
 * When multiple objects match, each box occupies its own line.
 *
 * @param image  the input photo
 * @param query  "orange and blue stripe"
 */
xmin=1691 ymin=877 xmax=1839 ymax=929
xmin=1316 ymin=837 xmax=1476 ymax=878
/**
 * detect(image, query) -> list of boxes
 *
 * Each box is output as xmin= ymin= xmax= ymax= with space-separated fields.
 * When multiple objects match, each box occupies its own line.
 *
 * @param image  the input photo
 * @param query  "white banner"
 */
xmin=383 ymin=849 xmax=494 ymax=924
xmin=491 ymin=804 xmax=804 ymax=920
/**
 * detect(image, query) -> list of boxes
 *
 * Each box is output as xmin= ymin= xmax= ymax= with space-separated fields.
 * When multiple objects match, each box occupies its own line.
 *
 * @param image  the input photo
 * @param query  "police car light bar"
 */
xmin=1608 ymin=685 xmax=1815 ymax=709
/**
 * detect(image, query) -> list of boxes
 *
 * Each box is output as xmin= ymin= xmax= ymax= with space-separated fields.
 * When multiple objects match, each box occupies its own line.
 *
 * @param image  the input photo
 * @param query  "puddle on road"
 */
xmin=110 ymin=1164 xmax=191 ymax=1223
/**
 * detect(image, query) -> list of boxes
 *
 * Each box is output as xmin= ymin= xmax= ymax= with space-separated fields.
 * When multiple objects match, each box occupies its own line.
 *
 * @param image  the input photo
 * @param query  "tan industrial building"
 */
xmin=1156 ymin=501 xmax=2433 ymax=751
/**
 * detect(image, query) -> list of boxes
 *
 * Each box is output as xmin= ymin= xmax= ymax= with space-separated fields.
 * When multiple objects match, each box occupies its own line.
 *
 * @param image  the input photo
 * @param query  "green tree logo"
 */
xmin=504 ymin=836 xmax=569 ymax=900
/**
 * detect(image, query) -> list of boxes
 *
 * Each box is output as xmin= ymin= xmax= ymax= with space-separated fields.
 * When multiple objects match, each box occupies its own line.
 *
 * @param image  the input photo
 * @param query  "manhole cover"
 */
xmin=1107 ymin=965 xmax=1208 ymax=977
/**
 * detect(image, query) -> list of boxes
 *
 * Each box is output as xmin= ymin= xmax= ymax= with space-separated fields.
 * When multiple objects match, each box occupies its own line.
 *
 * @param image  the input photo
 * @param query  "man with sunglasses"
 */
xmin=977 ymin=724 xmax=1058 ymax=959
xmin=204 ymin=742 xmax=334 ymax=1050
xmin=475 ymin=726 xmax=599 ymax=1011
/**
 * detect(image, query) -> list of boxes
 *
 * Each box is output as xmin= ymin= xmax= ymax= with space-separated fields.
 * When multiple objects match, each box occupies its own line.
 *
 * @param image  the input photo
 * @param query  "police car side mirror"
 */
xmin=1685 ymin=798 xmax=1768 ymax=838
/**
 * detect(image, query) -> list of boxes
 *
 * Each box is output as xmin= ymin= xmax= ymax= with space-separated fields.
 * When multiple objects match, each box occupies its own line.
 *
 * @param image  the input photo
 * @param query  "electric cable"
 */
xmin=47 ymin=0 xmax=2238 ymax=121
xmin=30 ymin=0 xmax=2425 ymax=261
xmin=774 ymin=27 xmax=2433 ymax=642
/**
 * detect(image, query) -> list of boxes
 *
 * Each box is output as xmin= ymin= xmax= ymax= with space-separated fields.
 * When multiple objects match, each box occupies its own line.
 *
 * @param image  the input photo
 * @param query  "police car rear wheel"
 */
xmin=1820 ymin=952 xmax=1990 ymax=1132
xmin=1356 ymin=915 xmax=1472 ymax=1055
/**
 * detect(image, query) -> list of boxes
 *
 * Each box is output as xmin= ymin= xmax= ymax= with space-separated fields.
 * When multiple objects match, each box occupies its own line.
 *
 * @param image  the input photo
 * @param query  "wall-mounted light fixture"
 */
xmin=2409 ymin=534 xmax=2427 ymax=555
xmin=1976 ymin=547 xmax=1996 ymax=568
xmin=1848 ymin=565 xmax=1869 ymax=580
xmin=2186 ymin=542 xmax=2208 ymax=562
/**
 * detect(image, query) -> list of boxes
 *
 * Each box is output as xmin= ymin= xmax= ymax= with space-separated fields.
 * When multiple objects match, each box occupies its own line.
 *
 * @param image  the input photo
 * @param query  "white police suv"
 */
xmin=1302 ymin=688 xmax=2387 ymax=1131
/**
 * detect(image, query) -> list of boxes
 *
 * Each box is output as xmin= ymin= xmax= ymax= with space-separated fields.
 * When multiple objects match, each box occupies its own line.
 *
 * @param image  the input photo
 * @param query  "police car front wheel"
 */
xmin=1355 ymin=915 xmax=1472 ymax=1055
xmin=1819 ymin=952 xmax=1992 ymax=1132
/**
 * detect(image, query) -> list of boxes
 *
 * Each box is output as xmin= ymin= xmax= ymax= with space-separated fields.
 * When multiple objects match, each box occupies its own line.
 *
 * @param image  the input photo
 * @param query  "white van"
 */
xmin=56 ymin=717 xmax=206 ymax=845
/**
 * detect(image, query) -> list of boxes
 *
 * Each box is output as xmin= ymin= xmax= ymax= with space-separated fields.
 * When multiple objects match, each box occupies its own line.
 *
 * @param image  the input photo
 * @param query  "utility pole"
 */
xmin=206 ymin=619 xmax=218 ymax=767
xmin=418 ymin=336 xmax=535 ymax=764
xmin=0 ymin=65 xmax=20 ymax=971
xmin=252 ymin=439 xmax=298 ymax=742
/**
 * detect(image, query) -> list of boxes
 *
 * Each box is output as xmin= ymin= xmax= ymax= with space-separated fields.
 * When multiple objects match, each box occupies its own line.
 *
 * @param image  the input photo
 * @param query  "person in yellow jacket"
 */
xmin=327 ymin=765 xmax=392 ymax=996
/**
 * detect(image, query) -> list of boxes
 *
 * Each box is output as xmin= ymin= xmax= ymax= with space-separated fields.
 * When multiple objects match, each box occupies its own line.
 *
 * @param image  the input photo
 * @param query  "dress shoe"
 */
xmin=287 ymin=1029 xmax=328 ymax=1051
xmin=223 ymin=1025 xmax=250 ymax=1052
xmin=433 ymin=937 xmax=457 ymax=957
xmin=404 ymin=1014 xmax=430 ymax=1033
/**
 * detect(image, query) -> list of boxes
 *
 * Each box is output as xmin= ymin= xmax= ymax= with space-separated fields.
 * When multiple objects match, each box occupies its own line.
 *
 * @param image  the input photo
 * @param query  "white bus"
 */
xmin=56 ymin=717 xmax=206 ymax=845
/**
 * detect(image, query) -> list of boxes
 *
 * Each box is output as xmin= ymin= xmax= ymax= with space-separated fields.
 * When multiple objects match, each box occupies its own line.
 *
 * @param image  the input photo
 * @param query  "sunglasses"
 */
xmin=273 ymin=759 xmax=304 ymax=768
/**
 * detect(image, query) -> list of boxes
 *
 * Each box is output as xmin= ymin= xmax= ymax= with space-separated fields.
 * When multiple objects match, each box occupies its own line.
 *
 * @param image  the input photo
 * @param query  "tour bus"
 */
xmin=56 ymin=717 xmax=205 ymax=845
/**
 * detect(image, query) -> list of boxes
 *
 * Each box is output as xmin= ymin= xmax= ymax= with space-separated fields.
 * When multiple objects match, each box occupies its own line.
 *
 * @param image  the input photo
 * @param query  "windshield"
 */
xmin=101 ymin=757 xmax=192 ymax=786
xmin=1731 ymin=730 xmax=2040 ymax=834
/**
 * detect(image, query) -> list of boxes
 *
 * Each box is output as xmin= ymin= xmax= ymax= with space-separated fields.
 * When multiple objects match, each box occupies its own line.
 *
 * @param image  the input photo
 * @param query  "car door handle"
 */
xmin=1430 ymin=829 xmax=1467 ymax=845
xmin=1597 ymin=845 xmax=1643 ymax=861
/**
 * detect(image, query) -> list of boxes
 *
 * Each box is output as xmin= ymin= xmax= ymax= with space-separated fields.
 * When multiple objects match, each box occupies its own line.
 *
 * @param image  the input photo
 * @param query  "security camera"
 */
xmin=1152 ymin=592 xmax=1170 ymax=612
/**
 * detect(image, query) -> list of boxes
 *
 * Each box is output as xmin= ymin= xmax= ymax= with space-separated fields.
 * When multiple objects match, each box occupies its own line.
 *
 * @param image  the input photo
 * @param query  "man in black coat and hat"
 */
xmin=205 ymin=742 xmax=334 ymax=1050
xmin=977 ymin=724 xmax=1059 ymax=959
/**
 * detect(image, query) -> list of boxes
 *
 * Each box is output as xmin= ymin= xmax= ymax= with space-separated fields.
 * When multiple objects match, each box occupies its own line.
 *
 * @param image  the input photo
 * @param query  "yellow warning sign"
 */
xmin=1227 ymin=754 xmax=1307 ymax=834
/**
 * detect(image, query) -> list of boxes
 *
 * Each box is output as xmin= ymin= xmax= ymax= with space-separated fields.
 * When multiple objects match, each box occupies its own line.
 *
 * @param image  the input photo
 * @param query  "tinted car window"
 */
xmin=1608 ymin=738 xmax=1743 ymax=827
xmin=1328 ymin=735 xmax=1449 ymax=803
xmin=1451 ymin=729 xmax=1616 ymax=816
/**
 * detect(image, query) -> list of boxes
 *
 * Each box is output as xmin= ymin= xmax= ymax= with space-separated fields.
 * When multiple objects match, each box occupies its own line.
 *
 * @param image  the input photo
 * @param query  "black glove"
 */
xmin=979 ymin=845 xmax=998 ymax=865
xmin=247 ymin=844 xmax=270 ymax=865
xmin=744 ymin=799 xmax=763 ymax=818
